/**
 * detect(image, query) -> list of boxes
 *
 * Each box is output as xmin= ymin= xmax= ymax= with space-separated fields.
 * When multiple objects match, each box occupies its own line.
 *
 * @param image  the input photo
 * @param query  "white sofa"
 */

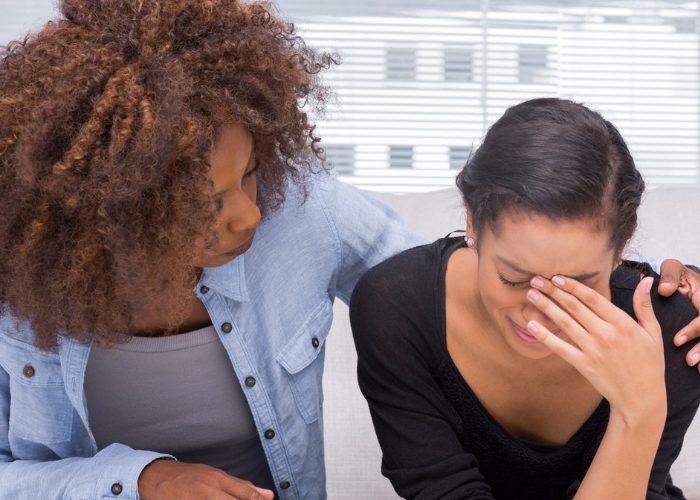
xmin=323 ymin=186 xmax=700 ymax=499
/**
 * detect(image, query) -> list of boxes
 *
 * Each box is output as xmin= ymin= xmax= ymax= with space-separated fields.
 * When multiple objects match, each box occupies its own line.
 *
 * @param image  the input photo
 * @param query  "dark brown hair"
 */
xmin=457 ymin=98 xmax=645 ymax=253
xmin=0 ymin=0 xmax=335 ymax=349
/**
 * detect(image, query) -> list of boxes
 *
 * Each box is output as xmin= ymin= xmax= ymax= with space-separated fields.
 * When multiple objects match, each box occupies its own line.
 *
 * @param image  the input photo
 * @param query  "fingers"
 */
xmin=691 ymin=285 xmax=700 ymax=312
xmin=527 ymin=320 xmax=584 ymax=369
xmin=658 ymin=259 xmax=685 ymax=296
xmin=220 ymin=478 xmax=273 ymax=500
xmin=632 ymin=277 xmax=661 ymax=338
xmin=675 ymin=316 xmax=700 ymax=344
xmin=687 ymin=344 xmax=700 ymax=372
xmin=255 ymin=488 xmax=275 ymax=500
xmin=530 ymin=276 xmax=608 ymax=333
xmin=526 ymin=287 xmax=592 ymax=349
xmin=547 ymin=274 xmax=626 ymax=323
xmin=674 ymin=316 xmax=700 ymax=370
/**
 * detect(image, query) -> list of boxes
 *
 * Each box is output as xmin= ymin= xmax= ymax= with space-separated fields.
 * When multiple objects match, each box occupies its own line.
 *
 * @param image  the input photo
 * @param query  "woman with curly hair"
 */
xmin=0 ymin=0 xmax=421 ymax=498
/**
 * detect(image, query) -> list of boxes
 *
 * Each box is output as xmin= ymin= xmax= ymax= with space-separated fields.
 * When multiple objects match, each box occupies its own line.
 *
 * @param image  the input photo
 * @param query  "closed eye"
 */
xmin=498 ymin=274 xmax=530 ymax=288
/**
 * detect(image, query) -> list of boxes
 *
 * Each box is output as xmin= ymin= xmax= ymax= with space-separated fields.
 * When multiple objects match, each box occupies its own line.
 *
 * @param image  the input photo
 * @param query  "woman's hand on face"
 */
xmin=138 ymin=459 xmax=275 ymax=500
xmin=525 ymin=275 xmax=667 ymax=430
xmin=658 ymin=259 xmax=700 ymax=371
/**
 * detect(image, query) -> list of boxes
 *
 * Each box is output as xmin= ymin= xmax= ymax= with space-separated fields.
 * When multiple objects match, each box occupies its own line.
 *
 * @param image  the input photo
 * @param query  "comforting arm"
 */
xmin=319 ymin=177 xmax=426 ymax=304
xmin=654 ymin=259 xmax=700 ymax=371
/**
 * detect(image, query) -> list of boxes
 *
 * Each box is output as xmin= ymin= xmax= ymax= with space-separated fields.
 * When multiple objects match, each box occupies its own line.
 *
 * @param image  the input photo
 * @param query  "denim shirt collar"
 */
xmin=197 ymin=253 xmax=249 ymax=302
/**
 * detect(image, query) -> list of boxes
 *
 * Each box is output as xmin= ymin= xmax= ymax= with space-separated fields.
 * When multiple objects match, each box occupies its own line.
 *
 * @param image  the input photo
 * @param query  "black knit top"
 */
xmin=350 ymin=237 xmax=700 ymax=500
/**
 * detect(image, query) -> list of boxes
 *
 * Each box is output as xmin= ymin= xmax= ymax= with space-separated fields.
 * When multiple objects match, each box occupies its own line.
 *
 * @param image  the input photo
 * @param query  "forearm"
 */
xmin=574 ymin=411 xmax=665 ymax=500
xmin=0 ymin=444 xmax=173 ymax=500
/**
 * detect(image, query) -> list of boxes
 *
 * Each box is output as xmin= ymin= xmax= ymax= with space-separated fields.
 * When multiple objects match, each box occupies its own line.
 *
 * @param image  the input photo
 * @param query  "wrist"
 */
xmin=138 ymin=458 xmax=175 ymax=499
xmin=608 ymin=403 xmax=666 ymax=438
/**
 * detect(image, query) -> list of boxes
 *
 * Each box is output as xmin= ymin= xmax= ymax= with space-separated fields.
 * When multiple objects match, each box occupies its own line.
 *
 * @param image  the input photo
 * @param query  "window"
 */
xmin=386 ymin=47 xmax=416 ymax=81
xmin=444 ymin=47 xmax=474 ymax=82
xmin=518 ymin=45 xmax=550 ymax=85
xmin=323 ymin=144 xmax=355 ymax=175
xmin=7 ymin=1 xmax=699 ymax=191
xmin=275 ymin=0 xmax=700 ymax=191
xmin=389 ymin=146 xmax=414 ymax=169
xmin=449 ymin=146 xmax=472 ymax=170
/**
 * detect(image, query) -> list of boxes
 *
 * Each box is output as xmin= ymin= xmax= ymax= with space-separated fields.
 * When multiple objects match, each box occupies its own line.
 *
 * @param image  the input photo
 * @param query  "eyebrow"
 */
xmin=497 ymin=256 xmax=600 ymax=282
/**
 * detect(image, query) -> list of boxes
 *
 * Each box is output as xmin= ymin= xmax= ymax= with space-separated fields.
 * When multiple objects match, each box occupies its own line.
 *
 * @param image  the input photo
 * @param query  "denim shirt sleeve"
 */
xmin=0 ymin=364 xmax=174 ymax=500
xmin=318 ymin=177 xmax=426 ymax=304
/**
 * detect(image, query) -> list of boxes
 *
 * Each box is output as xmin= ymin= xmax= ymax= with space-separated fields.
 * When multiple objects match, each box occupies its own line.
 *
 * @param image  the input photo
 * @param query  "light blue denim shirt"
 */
xmin=0 ymin=174 xmax=425 ymax=500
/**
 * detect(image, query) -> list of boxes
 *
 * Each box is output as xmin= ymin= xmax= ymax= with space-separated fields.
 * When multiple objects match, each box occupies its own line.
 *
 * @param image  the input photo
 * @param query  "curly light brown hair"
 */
xmin=0 ymin=0 xmax=335 ymax=350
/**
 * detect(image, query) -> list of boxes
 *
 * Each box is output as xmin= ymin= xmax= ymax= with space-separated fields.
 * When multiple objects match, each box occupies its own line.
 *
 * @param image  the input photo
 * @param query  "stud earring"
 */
xmin=465 ymin=236 xmax=476 ymax=248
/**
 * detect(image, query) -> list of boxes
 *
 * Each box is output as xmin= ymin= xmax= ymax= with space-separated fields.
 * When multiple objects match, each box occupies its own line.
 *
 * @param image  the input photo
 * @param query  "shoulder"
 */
xmin=612 ymin=262 xmax=700 ymax=407
xmin=351 ymin=239 xmax=444 ymax=312
xmin=611 ymin=261 xmax=697 ymax=329
xmin=350 ymin=239 xmax=451 ymax=359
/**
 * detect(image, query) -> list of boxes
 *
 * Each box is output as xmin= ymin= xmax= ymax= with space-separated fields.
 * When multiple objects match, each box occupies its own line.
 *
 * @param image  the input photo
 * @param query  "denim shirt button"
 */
xmin=200 ymin=285 xmax=210 ymax=294
xmin=280 ymin=481 xmax=291 ymax=490
xmin=245 ymin=376 xmax=256 ymax=388
xmin=311 ymin=336 xmax=320 ymax=348
xmin=110 ymin=482 xmax=123 ymax=495
xmin=264 ymin=429 xmax=275 ymax=439
xmin=22 ymin=364 xmax=35 ymax=378
xmin=221 ymin=322 xmax=233 ymax=334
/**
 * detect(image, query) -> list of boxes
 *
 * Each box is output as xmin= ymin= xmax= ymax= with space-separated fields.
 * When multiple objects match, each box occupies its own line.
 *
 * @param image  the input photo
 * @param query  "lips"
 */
xmin=510 ymin=319 xmax=540 ymax=344
xmin=509 ymin=318 xmax=560 ymax=345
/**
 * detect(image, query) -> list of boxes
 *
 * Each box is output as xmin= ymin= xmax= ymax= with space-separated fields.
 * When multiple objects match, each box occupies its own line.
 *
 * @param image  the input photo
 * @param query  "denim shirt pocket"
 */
xmin=276 ymin=300 xmax=333 ymax=424
xmin=1 ymin=342 xmax=74 ymax=444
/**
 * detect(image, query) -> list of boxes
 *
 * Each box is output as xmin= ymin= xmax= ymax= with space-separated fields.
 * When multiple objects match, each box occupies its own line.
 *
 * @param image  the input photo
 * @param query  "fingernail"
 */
xmin=552 ymin=275 xmax=566 ymax=287
xmin=527 ymin=289 xmax=542 ymax=302
xmin=527 ymin=321 xmax=539 ymax=334
xmin=531 ymin=277 xmax=545 ymax=289
xmin=676 ymin=335 xmax=688 ymax=346
xmin=691 ymin=353 xmax=700 ymax=365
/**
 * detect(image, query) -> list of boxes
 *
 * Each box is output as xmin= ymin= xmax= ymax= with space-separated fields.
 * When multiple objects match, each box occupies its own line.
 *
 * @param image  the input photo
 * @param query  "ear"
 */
xmin=466 ymin=208 xmax=476 ymax=238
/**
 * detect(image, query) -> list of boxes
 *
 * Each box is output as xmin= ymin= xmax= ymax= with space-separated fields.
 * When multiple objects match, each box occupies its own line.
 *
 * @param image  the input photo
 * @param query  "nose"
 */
xmin=228 ymin=194 xmax=261 ymax=234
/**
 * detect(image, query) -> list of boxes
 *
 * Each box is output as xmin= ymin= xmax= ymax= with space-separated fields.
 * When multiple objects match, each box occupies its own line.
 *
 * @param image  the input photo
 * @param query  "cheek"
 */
xmin=481 ymin=285 xmax=526 ymax=312
xmin=247 ymin=176 xmax=258 ymax=202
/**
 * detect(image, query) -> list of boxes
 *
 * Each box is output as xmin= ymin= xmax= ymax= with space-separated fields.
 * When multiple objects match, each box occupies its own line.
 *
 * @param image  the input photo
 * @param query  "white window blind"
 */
xmin=276 ymin=0 xmax=700 ymax=192
xmin=3 ymin=1 xmax=698 ymax=193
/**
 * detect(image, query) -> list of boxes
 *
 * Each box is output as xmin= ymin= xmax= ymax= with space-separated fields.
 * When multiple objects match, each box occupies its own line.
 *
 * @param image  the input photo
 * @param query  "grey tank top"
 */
xmin=84 ymin=325 xmax=275 ymax=491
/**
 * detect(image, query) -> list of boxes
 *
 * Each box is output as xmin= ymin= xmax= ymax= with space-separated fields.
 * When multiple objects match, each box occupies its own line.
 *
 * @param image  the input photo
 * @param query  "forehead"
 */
xmin=484 ymin=212 xmax=614 ymax=277
xmin=208 ymin=123 xmax=254 ymax=186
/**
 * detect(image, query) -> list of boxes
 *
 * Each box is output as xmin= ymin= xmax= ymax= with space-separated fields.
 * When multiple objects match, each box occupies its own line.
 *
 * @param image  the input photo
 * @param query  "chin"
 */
xmin=196 ymin=253 xmax=237 ymax=268
xmin=513 ymin=343 xmax=555 ymax=360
